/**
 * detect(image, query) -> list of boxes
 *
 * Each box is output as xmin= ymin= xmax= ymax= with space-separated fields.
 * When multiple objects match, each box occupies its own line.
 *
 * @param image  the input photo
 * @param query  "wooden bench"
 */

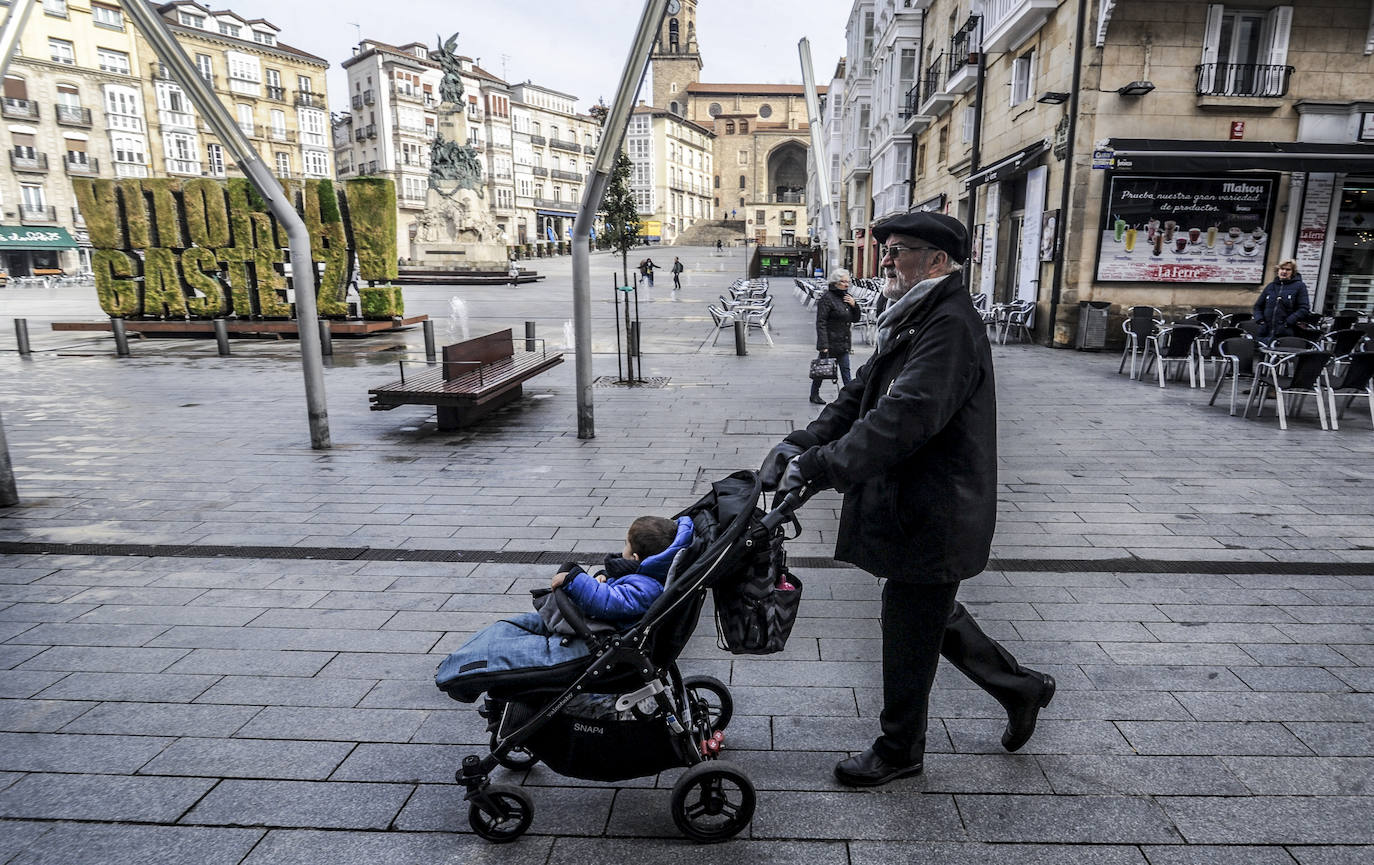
xmin=368 ymin=328 xmax=564 ymax=430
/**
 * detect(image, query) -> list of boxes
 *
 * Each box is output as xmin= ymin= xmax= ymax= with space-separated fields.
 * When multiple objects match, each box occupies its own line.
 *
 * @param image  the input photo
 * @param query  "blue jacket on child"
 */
xmin=562 ymin=516 xmax=694 ymax=623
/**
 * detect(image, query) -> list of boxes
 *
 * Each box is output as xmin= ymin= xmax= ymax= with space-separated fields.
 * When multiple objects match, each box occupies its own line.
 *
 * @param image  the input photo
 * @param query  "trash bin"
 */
xmin=1076 ymin=301 xmax=1111 ymax=351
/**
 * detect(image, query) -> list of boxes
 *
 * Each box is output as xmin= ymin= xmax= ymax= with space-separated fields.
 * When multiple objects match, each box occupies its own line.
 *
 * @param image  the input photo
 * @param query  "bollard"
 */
xmin=629 ymin=320 xmax=640 ymax=364
xmin=110 ymin=318 xmax=131 ymax=357
xmin=733 ymin=319 xmax=747 ymax=356
xmin=14 ymin=319 xmax=31 ymax=356
xmin=212 ymin=319 xmax=230 ymax=356
xmin=422 ymin=319 xmax=436 ymax=362
xmin=524 ymin=320 xmax=537 ymax=353
xmin=318 ymin=319 xmax=333 ymax=357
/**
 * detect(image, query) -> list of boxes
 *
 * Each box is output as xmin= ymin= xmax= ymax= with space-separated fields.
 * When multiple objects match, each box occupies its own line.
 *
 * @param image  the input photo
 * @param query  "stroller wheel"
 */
xmin=670 ymin=760 xmax=755 ymax=843
xmin=683 ymin=675 xmax=733 ymax=733
xmin=489 ymin=736 xmax=540 ymax=771
xmin=468 ymin=784 xmax=534 ymax=843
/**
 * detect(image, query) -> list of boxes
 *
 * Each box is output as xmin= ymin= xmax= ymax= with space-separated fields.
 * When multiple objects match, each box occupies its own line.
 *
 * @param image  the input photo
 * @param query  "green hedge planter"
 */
xmin=360 ymin=285 xmax=404 ymax=318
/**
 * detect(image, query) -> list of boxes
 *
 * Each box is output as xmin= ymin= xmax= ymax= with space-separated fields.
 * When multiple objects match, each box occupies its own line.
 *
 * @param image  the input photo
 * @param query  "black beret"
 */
xmin=872 ymin=212 xmax=969 ymax=261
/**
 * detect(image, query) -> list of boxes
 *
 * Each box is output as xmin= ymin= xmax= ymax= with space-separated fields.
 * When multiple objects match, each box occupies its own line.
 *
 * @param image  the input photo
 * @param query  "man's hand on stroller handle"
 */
xmin=760 ymin=441 xmax=804 ymax=490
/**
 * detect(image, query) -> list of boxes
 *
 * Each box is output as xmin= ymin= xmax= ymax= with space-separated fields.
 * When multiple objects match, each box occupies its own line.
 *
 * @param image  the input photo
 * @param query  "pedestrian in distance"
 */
xmin=810 ymin=268 xmax=861 ymax=405
xmin=508 ymin=257 xmax=520 ymax=289
xmin=761 ymin=211 xmax=1055 ymax=787
xmin=671 ymin=256 xmax=684 ymax=291
xmin=639 ymin=257 xmax=660 ymax=288
xmin=1252 ymin=259 xmax=1310 ymax=343
xmin=716 ymin=239 xmax=724 ymax=254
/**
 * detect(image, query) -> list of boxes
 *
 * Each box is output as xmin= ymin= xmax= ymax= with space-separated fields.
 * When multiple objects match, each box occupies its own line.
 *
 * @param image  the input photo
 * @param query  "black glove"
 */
xmin=760 ymin=441 xmax=804 ymax=490
xmin=777 ymin=456 xmax=808 ymax=500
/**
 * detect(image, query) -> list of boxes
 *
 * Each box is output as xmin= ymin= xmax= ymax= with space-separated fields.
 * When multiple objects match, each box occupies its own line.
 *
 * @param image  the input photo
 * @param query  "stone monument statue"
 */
xmin=408 ymin=32 xmax=506 ymax=270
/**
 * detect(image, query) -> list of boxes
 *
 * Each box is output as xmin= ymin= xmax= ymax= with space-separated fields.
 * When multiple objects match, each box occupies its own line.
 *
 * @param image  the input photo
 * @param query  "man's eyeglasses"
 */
xmin=881 ymin=244 xmax=940 ymax=259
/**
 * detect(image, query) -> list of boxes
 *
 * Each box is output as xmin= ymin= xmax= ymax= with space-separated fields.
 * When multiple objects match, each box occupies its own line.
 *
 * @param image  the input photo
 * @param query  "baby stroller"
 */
xmin=434 ymin=470 xmax=805 ymax=843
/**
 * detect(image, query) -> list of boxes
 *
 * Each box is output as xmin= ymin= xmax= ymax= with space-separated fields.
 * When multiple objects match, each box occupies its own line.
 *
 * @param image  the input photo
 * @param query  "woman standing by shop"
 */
xmin=810 ymin=268 xmax=862 ymax=405
xmin=1252 ymin=259 xmax=1310 ymax=343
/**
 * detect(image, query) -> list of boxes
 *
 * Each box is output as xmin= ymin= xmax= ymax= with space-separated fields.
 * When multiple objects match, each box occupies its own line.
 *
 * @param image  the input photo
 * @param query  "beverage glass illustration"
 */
xmin=1163 ymin=220 xmax=1177 ymax=240
xmin=1124 ymin=227 xmax=1138 ymax=252
xmin=1251 ymin=227 xmax=1266 ymax=240
xmin=1147 ymin=218 xmax=1160 ymax=236
xmin=1114 ymin=217 xmax=1126 ymax=242
xmin=1228 ymin=226 xmax=1242 ymax=241
xmin=1188 ymin=227 xmax=1201 ymax=244
xmin=1206 ymin=226 xmax=1218 ymax=248
xmin=1152 ymin=233 xmax=1164 ymax=256
xmin=1174 ymin=236 xmax=1188 ymax=253
xmin=1242 ymin=240 xmax=1257 ymax=254
xmin=1223 ymin=238 xmax=1236 ymax=254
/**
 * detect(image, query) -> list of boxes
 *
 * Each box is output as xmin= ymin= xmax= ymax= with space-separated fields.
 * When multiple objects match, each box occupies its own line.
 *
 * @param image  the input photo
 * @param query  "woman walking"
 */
xmin=811 ymin=268 xmax=862 ymax=404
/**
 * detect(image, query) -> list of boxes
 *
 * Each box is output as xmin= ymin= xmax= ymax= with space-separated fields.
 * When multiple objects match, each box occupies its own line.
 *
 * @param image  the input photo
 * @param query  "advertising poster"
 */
xmin=1294 ymin=173 xmax=1334 ymax=285
xmin=1095 ymin=174 xmax=1278 ymax=284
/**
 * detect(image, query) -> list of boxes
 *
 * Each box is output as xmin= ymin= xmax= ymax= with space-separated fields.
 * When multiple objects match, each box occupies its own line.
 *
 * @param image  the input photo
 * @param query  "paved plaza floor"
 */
xmin=0 ymin=246 xmax=1371 ymax=863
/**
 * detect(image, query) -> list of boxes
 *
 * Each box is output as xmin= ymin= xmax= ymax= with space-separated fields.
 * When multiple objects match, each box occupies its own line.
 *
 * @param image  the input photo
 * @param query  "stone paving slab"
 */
xmin=1 ymin=246 xmax=1371 ymax=861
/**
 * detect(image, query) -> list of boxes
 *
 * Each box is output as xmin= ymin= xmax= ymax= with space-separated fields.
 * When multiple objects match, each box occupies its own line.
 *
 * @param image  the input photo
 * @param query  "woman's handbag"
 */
xmin=809 ymin=356 xmax=838 ymax=380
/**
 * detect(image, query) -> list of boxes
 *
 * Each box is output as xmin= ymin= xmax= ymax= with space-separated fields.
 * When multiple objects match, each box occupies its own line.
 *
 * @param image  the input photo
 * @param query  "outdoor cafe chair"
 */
xmin=707 ymin=304 xmax=736 ymax=346
xmin=1198 ymin=325 xmax=1244 ymax=386
xmin=998 ymin=299 xmax=1036 ymax=344
xmin=1142 ymin=324 xmax=1203 ymax=388
xmin=742 ymin=303 xmax=775 ymax=345
xmin=1245 ymin=349 xmax=1335 ymax=430
xmin=1325 ymin=329 xmax=1367 ymax=370
xmin=1325 ymin=351 xmax=1374 ymax=430
xmin=1237 ymin=319 xmax=1263 ymax=338
xmin=1189 ymin=308 xmax=1223 ymax=329
xmin=1207 ymin=335 xmax=1259 ymax=416
xmin=1118 ymin=306 xmax=1164 ymax=379
xmin=1219 ymin=311 xmax=1253 ymax=327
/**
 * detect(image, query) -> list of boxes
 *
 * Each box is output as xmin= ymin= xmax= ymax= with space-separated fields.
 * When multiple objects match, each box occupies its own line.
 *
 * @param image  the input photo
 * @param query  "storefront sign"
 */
xmin=1095 ymin=173 xmax=1278 ymax=284
xmin=1360 ymin=113 xmax=1374 ymax=142
xmin=0 ymin=226 xmax=77 ymax=249
xmin=1229 ymin=121 xmax=1245 ymax=140
xmin=1294 ymin=173 xmax=1334 ymax=284
xmin=1091 ymin=148 xmax=1115 ymax=170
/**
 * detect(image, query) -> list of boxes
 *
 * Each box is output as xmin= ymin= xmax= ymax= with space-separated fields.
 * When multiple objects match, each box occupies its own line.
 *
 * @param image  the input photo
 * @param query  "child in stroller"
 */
xmin=435 ymin=470 xmax=805 ymax=844
xmin=542 ymin=515 xmax=690 ymax=630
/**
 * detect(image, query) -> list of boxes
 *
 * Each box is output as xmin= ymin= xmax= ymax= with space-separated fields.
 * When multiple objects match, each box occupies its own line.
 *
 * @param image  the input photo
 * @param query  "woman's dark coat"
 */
xmin=1253 ymin=275 xmax=1310 ymax=338
xmin=815 ymin=285 xmax=862 ymax=355
xmin=794 ymin=273 xmax=996 ymax=584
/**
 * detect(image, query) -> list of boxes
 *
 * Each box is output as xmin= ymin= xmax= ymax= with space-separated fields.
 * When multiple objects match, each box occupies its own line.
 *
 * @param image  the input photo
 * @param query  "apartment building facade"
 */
xmin=0 ymin=0 xmax=330 ymax=277
xmin=626 ymin=104 xmax=714 ymax=244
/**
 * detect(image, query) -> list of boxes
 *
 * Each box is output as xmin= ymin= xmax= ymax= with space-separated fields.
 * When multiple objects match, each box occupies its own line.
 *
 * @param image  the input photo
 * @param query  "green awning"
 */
xmin=0 ymin=226 xmax=77 ymax=250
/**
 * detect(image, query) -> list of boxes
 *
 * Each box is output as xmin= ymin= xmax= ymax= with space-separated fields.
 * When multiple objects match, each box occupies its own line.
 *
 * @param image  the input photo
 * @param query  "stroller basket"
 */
xmin=441 ymin=470 xmax=805 ymax=844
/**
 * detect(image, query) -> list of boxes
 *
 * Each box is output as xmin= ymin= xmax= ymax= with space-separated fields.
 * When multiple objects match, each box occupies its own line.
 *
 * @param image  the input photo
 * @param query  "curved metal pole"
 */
xmin=121 ymin=0 xmax=330 ymax=448
xmin=571 ymin=0 xmax=670 ymax=439
xmin=799 ymin=38 xmax=838 ymax=274
xmin=0 ymin=0 xmax=36 ymax=504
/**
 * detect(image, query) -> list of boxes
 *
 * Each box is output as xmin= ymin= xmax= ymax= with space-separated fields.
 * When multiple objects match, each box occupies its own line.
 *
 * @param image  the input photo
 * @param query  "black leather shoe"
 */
xmin=1002 ymin=672 xmax=1055 ymax=752
xmin=834 ymin=748 xmax=923 ymax=787
xmin=809 ymin=394 xmax=826 ymax=405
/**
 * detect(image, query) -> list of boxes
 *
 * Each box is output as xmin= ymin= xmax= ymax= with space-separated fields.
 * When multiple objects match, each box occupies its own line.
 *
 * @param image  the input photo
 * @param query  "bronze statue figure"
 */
xmin=435 ymin=33 xmax=464 ymax=106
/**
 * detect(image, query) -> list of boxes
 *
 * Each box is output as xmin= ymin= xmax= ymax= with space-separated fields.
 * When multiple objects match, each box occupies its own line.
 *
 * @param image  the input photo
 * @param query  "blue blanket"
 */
xmin=435 ymin=612 xmax=591 ymax=703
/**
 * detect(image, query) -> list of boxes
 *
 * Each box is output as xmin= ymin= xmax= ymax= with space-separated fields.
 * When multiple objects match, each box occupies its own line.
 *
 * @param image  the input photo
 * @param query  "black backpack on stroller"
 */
xmin=439 ymin=470 xmax=803 ymax=844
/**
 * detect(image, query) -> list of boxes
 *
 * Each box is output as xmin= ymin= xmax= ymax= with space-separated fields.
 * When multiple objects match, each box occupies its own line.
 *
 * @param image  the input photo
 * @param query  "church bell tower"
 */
xmin=650 ymin=0 xmax=702 ymax=115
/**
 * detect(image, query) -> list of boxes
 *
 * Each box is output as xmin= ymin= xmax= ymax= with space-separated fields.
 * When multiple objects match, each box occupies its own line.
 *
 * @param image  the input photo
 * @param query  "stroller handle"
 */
xmin=759 ymin=485 xmax=815 ymax=532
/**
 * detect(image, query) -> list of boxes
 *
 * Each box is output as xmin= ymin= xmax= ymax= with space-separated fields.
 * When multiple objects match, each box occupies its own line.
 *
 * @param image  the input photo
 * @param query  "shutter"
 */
xmin=1266 ymin=6 xmax=1293 ymax=67
xmin=1199 ymin=5 xmax=1225 ymax=92
xmin=3 ymin=75 xmax=26 ymax=99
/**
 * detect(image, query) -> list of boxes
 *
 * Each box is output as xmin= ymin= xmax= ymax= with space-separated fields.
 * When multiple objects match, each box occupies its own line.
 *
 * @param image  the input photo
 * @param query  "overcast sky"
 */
xmin=216 ymin=0 xmax=851 ymax=114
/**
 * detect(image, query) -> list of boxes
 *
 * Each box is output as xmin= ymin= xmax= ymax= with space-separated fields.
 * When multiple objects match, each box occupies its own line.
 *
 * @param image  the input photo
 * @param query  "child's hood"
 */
xmin=635 ymin=516 xmax=695 ymax=582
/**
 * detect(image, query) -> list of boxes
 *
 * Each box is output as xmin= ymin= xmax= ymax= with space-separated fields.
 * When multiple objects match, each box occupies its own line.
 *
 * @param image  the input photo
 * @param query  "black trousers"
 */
xmin=875 ymin=580 xmax=1038 ymax=765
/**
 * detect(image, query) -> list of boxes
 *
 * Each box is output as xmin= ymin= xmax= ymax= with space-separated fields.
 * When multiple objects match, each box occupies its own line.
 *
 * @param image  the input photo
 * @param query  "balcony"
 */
xmin=20 ymin=204 xmax=57 ymax=223
xmin=843 ymin=146 xmax=871 ymax=179
xmin=946 ymin=19 xmax=980 ymax=94
xmin=982 ymin=0 xmax=1057 ymax=53
xmin=1 ymin=97 xmax=38 ymax=120
xmin=55 ymin=105 xmax=92 ymax=126
xmin=532 ymin=198 xmax=575 ymax=212
xmin=551 ymin=168 xmax=583 ymax=181
xmin=354 ymin=128 xmax=366 ymax=142
xmin=772 ymin=192 xmax=805 ymax=204
xmin=269 ymin=128 xmax=297 ymax=143
xmin=363 ymin=89 xmax=374 ymax=105
xmin=531 ymin=166 xmax=548 ymax=177
xmin=351 ymin=94 xmax=363 ymax=110
xmin=528 ymin=134 xmax=547 ymax=146
xmin=265 ymin=85 xmax=285 ymax=101
xmin=160 ymin=110 xmax=196 ymax=130
xmin=199 ymin=72 xmax=217 ymax=89
xmin=584 ymin=145 xmax=596 ymax=156
xmin=166 ymin=158 xmax=200 ymax=176
xmin=114 ymin=162 xmax=148 ymax=178
xmin=150 ymin=62 xmax=174 ymax=81
xmin=10 ymin=150 xmax=49 ymax=172
xmin=391 ymin=83 xmax=424 ymax=103
xmin=918 ymin=55 xmax=954 ymax=117
xmin=397 ymin=124 xmax=430 ymax=139
xmin=295 ymin=90 xmax=325 ymax=108
xmin=107 ymin=113 xmax=143 ymax=132
xmin=365 ymin=124 xmax=377 ymax=138
xmin=900 ymin=83 xmax=934 ymax=134
xmin=64 ymin=155 xmax=98 ymax=174
xmin=549 ymin=138 xmax=581 ymax=153
xmin=1196 ymin=62 xmax=1293 ymax=103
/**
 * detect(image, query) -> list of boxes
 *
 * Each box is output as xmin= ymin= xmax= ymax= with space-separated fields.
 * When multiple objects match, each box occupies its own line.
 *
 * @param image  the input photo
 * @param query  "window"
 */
xmin=916 ymin=143 xmax=927 ymax=178
xmin=738 ymin=150 xmax=748 ymax=165
xmin=756 ymin=209 xmax=766 ymax=223
xmin=739 ymin=120 xmax=748 ymax=133
xmin=739 ymin=174 xmax=746 ymax=189
xmin=708 ymin=102 xmax=722 ymax=116
xmin=304 ymin=150 xmax=329 ymax=178
xmin=253 ymin=30 xmax=276 ymax=46
xmin=714 ymin=175 xmax=720 ymax=188
xmin=759 ymin=104 xmax=772 ymax=118
xmin=236 ymin=104 xmax=254 ymax=135
xmin=48 ymin=39 xmax=75 ymax=65
xmin=669 ymin=18 xmax=680 ymax=51
xmin=269 ymin=109 xmax=286 ymax=139
xmin=937 ymin=125 xmax=949 ymax=163
xmin=196 ymin=54 xmax=214 ymax=84
xmin=900 ymin=47 xmax=917 ymax=94
xmin=207 ymin=143 xmax=225 ymax=176
xmin=21 ymin=185 xmax=46 ymax=209
xmin=112 ymin=134 xmax=145 ymax=165
xmin=1199 ymin=5 xmax=1292 ymax=96
xmin=219 ymin=22 xmax=241 ymax=38
xmin=56 ymin=84 xmax=79 ymax=109
xmin=178 ymin=12 xmax=205 ymax=28
xmin=962 ymin=106 xmax=976 ymax=143
xmin=725 ymin=121 xmax=735 ymax=134
xmin=1010 ymin=50 xmax=1035 ymax=106
xmin=42 ymin=0 xmax=67 ymax=17
xmin=92 ymin=4 xmax=123 ymax=29
xmin=97 ymin=48 xmax=130 ymax=75
xmin=275 ymin=152 xmax=291 ymax=177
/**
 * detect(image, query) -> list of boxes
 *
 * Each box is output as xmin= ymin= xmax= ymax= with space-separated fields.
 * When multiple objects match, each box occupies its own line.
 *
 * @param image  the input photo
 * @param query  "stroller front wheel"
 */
xmin=683 ymin=675 xmax=733 ymax=733
xmin=489 ymin=736 xmax=540 ymax=771
xmin=468 ymin=784 xmax=534 ymax=843
xmin=670 ymin=760 xmax=756 ymax=843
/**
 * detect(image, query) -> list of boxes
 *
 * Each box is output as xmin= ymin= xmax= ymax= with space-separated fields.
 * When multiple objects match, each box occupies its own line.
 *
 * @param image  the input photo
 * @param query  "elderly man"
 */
xmin=762 ymin=212 xmax=1055 ymax=786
